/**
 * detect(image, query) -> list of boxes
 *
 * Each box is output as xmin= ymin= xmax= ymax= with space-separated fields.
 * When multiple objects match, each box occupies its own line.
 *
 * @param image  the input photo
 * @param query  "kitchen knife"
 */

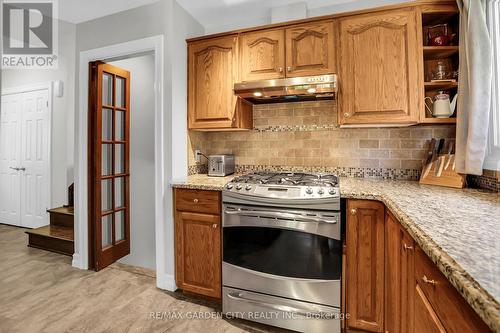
xmin=432 ymin=138 xmax=445 ymax=176
xmin=444 ymin=140 xmax=455 ymax=170
xmin=436 ymin=140 xmax=452 ymax=177
xmin=422 ymin=138 xmax=436 ymax=178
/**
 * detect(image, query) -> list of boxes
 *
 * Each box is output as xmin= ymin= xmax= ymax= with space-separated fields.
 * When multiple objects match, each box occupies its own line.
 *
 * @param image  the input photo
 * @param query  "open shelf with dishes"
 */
xmin=420 ymin=5 xmax=459 ymax=124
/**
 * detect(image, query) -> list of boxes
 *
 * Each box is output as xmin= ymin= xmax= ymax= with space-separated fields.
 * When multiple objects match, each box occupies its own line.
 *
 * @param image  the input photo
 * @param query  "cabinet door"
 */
xmin=415 ymin=246 xmax=491 ymax=333
xmin=285 ymin=21 xmax=335 ymax=77
xmin=175 ymin=211 xmax=221 ymax=298
xmin=338 ymin=9 xmax=420 ymax=125
xmin=414 ymin=284 xmax=447 ymax=333
xmin=346 ymin=200 xmax=385 ymax=332
xmin=240 ymin=29 xmax=285 ymax=81
xmin=385 ymin=211 xmax=415 ymax=333
xmin=188 ymin=35 xmax=239 ymax=129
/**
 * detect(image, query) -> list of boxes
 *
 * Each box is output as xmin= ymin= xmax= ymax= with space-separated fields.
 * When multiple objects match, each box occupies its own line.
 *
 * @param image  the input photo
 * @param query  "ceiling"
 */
xmin=59 ymin=0 xmax=159 ymax=24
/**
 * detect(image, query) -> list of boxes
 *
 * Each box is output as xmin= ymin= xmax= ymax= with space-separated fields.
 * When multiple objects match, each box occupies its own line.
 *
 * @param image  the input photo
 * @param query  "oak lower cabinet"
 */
xmin=174 ymin=189 xmax=221 ymax=299
xmin=346 ymin=199 xmax=491 ymax=333
xmin=188 ymin=35 xmax=252 ymax=130
xmin=338 ymin=8 xmax=420 ymax=126
xmin=414 ymin=246 xmax=491 ymax=333
xmin=346 ymin=200 xmax=385 ymax=332
xmin=385 ymin=210 xmax=415 ymax=333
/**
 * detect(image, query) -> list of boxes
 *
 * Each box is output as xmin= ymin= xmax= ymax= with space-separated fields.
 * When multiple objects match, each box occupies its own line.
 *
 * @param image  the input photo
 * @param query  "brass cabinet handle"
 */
xmin=403 ymin=243 xmax=413 ymax=251
xmin=287 ymin=66 xmax=292 ymax=72
xmin=278 ymin=67 xmax=283 ymax=73
xmin=423 ymin=275 xmax=438 ymax=285
xmin=344 ymin=112 xmax=351 ymax=118
xmin=212 ymin=224 xmax=217 ymax=229
xmin=350 ymin=208 xmax=357 ymax=215
xmin=193 ymin=198 xmax=199 ymax=203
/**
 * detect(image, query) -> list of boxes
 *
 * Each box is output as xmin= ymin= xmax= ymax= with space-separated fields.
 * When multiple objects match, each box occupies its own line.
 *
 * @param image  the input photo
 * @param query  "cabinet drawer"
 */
xmin=415 ymin=246 xmax=490 ymax=333
xmin=175 ymin=189 xmax=221 ymax=215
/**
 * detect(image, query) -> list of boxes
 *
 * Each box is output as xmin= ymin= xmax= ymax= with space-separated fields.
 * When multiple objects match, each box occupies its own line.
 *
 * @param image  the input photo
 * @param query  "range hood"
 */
xmin=234 ymin=74 xmax=337 ymax=104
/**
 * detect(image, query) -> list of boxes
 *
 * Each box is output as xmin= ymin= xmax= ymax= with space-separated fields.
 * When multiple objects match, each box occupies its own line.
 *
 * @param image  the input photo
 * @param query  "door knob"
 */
xmin=344 ymin=112 xmax=351 ymax=118
xmin=212 ymin=224 xmax=218 ymax=229
xmin=350 ymin=208 xmax=357 ymax=215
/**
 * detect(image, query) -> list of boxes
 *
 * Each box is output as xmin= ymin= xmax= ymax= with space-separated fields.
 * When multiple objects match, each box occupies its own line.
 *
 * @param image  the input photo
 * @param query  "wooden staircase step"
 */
xmin=47 ymin=206 xmax=74 ymax=227
xmin=26 ymin=225 xmax=74 ymax=256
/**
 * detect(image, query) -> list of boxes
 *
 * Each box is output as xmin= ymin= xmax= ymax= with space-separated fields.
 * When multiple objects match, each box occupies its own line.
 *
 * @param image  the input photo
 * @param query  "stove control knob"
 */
xmin=329 ymin=188 xmax=336 ymax=195
xmin=317 ymin=188 xmax=324 ymax=195
xmin=235 ymin=184 xmax=242 ymax=190
xmin=245 ymin=185 xmax=252 ymax=191
xmin=226 ymin=183 xmax=233 ymax=189
xmin=306 ymin=187 xmax=313 ymax=195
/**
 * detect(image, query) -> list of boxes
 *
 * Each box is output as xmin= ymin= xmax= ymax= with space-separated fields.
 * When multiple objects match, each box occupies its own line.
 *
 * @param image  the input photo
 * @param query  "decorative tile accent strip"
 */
xmin=233 ymin=165 xmax=420 ymax=180
xmin=467 ymin=174 xmax=500 ymax=192
xmin=253 ymin=124 xmax=338 ymax=132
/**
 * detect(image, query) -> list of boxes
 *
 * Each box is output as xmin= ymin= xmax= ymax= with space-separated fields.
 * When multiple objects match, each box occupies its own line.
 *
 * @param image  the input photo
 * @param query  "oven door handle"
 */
xmin=227 ymin=291 xmax=336 ymax=318
xmin=224 ymin=209 xmax=338 ymax=224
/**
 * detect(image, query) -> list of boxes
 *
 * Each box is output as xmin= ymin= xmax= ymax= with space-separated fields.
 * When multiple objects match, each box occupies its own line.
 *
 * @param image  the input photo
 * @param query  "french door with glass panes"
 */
xmin=89 ymin=61 xmax=130 ymax=271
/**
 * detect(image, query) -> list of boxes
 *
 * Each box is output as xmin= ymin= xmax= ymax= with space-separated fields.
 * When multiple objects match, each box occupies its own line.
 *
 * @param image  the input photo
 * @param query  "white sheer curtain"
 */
xmin=455 ymin=0 xmax=493 ymax=175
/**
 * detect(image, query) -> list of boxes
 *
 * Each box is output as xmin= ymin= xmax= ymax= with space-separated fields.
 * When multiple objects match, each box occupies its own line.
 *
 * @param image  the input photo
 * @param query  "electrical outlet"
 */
xmin=194 ymin=149 xmax=201 ymax=163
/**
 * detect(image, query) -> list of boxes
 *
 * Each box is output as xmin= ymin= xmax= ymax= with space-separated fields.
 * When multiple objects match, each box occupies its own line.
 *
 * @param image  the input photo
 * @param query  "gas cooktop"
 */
xmin=224 ymin=172 xmax=340 ymax=200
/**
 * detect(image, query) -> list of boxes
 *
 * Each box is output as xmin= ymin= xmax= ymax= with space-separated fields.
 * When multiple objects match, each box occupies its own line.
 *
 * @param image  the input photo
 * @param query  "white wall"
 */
xmin=110 ymin=54 xmax=156 ymax=270
xmin=74 ymin=0 xmax=203 ymax=289
xmin=1 ymin=19 xmax=76 ymax=208
xmin=202 ymin=0 xmax=412 ymax=34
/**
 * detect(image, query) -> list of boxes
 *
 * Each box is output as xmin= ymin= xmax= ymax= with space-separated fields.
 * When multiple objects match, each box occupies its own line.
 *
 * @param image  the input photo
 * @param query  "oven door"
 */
xmin=222 ymin=204 xmax=341 ymax=308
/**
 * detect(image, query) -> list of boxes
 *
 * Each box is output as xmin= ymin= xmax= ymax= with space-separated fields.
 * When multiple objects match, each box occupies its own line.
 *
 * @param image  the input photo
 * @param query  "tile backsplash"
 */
xmin=188 ymin=101 xmax=456 ymax=180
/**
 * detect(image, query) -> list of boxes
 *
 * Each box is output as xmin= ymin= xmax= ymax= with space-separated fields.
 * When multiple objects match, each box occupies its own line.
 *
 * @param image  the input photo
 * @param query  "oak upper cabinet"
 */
xmin=285 ymin=21 xmax=335 ymax=77
xmin=385 ymin=210 xmax=415 ymax=333
xmin=338 ymin=8 xmax=420 ymax=125
xmin=240 ymin=29 xmax=286 ymax=81
xmin=174 ymin=189 xmax=222 ymax=299
xmin=346 ymin=199 xmax=385 ymax=332
xmin=188 ymin=35 xmax=252 ymax=130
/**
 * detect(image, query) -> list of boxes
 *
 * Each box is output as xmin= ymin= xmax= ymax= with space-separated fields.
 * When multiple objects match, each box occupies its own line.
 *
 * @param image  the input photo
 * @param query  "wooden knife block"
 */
xmin=419 ymin=154 xmax=466 ymax=188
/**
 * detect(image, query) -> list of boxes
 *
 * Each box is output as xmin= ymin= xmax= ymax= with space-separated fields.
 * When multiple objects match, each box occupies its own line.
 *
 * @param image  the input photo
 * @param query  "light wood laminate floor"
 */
xmin=0 ymin=224 xmax=285 ymax=333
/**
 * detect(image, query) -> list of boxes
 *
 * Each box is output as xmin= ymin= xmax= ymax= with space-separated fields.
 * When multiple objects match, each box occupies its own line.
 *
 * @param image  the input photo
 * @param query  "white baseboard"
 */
xmin=71 ymin=253 xmax=85 ymax=269
xmin=157 ymin=273 xmax=177 ymax=291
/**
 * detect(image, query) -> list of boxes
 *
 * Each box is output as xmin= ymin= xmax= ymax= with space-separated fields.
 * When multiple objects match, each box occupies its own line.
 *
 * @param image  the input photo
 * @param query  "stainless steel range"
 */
xmin=222 ymin=172 xmax=342 ymax=333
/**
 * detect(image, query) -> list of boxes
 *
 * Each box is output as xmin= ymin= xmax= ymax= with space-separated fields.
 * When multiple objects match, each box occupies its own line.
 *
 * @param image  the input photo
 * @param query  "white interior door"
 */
xmin=0 ymin=88 xmax=50 ymax=228
xmin=0 ymin=94 xmax=22 ymax=226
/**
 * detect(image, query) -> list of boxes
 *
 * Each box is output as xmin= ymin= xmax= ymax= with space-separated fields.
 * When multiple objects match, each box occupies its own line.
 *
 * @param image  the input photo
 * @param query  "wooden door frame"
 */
xmin=1 ymin=82 xmax=53 ymax=227
xmin=74 ymin=36 xmax=174 ymax=289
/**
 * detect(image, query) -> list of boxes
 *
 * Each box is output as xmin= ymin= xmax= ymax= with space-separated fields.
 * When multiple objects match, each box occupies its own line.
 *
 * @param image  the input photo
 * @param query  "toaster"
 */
xmin=208 ymin=154 xmax=235 ymax=177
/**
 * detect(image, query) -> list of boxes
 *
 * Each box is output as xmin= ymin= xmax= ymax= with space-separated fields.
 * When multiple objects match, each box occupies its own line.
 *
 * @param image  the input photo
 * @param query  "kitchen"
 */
xmin=0 ymin=0 xmax=498 ymax=332
xmin=173 ymin=0 xmax=499 ymax=332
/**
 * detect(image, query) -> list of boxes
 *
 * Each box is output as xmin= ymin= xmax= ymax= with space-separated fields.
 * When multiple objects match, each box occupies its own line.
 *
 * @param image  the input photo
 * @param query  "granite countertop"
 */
xmin=171 ymin=175 xmax=500 ymax=331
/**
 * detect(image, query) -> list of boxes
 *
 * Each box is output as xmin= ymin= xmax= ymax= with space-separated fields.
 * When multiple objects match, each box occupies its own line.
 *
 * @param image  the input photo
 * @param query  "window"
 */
xmin=484 ymin=0 xmax=500 ymax=171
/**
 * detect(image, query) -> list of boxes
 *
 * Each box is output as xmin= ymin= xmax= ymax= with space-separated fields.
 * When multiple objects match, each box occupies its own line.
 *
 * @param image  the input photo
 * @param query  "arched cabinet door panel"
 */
xmin=240 ymin=29 xmax=285 ymax=82
xmin=338 ymin=8 xmax=420 ymax=125
xmin=188 ymin=35 xmax=252 ymax=130
xmin=285 ymin=21 xmax=335 ymax=77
